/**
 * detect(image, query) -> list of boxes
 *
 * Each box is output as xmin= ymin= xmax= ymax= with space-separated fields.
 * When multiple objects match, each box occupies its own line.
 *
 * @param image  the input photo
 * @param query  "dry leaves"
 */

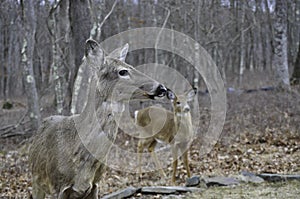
xmin=1 ymin=90 xmax=300 ymax=198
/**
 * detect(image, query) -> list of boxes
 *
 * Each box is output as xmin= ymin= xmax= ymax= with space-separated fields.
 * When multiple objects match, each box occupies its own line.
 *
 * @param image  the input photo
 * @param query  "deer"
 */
xmin=29 ymin=39 xmax=167 ymax=199
xmin=135 ymin=88 xmax=196 ymax=185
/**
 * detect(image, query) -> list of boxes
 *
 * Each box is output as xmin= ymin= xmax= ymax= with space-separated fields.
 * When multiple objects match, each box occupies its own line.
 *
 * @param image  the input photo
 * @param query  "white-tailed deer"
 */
xmin=29 ymin=39 xmax=167 ymax=199
xmin=136 ymin=88 xmax=196 ymax=184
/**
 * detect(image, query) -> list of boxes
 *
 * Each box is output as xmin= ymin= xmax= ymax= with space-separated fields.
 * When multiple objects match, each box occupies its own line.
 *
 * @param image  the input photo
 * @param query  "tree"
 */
xmin=290 ymin=0 xmax=300 ymax=85
xmin=291 ymin=41 xmax=300 ymax=84
xmin=274 ymin=0 xmax=290 ymax=90
xmin=20 ymin=0 xmax=41 ymax=130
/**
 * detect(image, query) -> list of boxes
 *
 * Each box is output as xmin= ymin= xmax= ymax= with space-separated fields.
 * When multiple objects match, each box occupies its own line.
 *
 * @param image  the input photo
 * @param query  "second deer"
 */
xmin=135 ymin=88 xmax=197 ymax=184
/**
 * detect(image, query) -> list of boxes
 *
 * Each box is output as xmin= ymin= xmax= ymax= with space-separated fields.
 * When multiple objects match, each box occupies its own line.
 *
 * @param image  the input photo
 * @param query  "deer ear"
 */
xmin=85 ymin=39 xmax=102 ymax=57
xmin=186 ymin=88 xmax=197 ymax=102
xmin=166 ymin=89 xmax=176 ymax=101
xmin=85 ymin=39 xmax=104 ymax=69
xmin=108 ymin=43 xmax=129 ymax=62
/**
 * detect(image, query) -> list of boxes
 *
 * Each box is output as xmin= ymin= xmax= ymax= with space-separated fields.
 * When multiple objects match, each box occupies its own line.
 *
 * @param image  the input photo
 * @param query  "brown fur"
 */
xmin=29 ymin=40 xmax=166 ymax=199
xmin=136 ymin=89 xmax=196 ymax=185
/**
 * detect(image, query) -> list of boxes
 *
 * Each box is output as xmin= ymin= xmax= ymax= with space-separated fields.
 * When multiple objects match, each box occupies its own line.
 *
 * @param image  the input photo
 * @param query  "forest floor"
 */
xmin=0 ymin=86 xmax=300 ymax=198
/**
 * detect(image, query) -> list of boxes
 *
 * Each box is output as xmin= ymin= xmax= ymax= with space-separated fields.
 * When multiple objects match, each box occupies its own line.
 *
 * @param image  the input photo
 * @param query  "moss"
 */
xmin=2 ymin=101 xmax=13 ymax=110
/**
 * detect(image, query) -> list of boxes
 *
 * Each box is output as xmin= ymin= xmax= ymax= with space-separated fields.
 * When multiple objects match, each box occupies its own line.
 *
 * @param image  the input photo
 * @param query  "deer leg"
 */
xmin=58 ymin=180 xmax=93 ymax=199
xmin=182 ymin=150 xmax=191 ymax=178
xmin=148 ymin=141 xmax=167 ymax=178
xmin=171 ymin=145 xmax=178 ymax=185
xmin=137 ymin=140 xmax=145 ymax=179
xmin=84 ymin=184 xmax=98 ymax=199
xmin=31 ymin=182 xmax=46 ymax=199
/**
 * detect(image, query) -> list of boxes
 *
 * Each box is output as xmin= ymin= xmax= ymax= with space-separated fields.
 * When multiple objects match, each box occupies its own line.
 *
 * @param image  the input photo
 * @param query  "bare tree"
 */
xmin=290 ymin=0 xmax=300 ymax=85
xmin=291 ymin=41 xmax=300 ymax=84
xmin=273 ymin=0 xmax=290 ymax=90
xmin=1 ymin=0 xmax=300 ymax=113
xmin=238 ymin=1 xmax=246 ymax=85
xmin=71 ymin=0 xmax=118 ymax=114
xmin=20 ymin=0 xmax=41 ymax=130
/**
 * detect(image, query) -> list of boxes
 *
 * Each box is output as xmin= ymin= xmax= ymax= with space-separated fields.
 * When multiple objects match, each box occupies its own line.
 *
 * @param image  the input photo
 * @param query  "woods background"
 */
xmin=1 ymin=1 xmax=300 ymax=198
xmin=0 ymin=0 xmax=300 ymax=129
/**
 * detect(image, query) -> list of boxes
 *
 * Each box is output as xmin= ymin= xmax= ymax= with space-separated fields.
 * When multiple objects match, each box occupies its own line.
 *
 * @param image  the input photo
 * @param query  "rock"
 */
xmin=162 ymin=194 xmax=185 ymax=199
xmin=141 ymin=186 xmax=202 ymax=195
xmin=101 ymin=187 xmax=139 ymax=199
xmin=239 ymin=171 xmax=264 ymax=183
xmin=257 ymin=173 xmax=300 ymax=182
xmin=203 ymin=176 xmax=240 ymax=187
xmin=186 ymin=176 xmax=201 ymax=187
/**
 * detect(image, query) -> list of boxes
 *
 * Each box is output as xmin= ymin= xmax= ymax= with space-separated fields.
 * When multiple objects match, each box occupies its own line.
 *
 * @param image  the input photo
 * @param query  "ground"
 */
xmin=0 ymin=84 xmax=300 ymax=198
xmin=186 ymin=181 xmax=300 ymax=199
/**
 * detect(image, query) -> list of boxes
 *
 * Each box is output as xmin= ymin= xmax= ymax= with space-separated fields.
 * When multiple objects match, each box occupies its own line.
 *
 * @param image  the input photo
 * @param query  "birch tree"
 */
xmin=238 ymin=1 xmax=246 ymax=85
xmin=49 ymin=0 xmax=74 ymax=114
xmin=21 ymin=0 xmax=41 ymax=130
xmin=274 ymin=0 xmax=290 ymax=90
xmin=71 ymin=0 xmax=118 ymax=114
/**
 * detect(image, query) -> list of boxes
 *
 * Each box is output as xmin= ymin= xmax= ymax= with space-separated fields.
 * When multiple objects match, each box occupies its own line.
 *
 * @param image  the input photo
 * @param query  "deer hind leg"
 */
xmin=31 ymin=182 xmax=46 ymax=199
xmin=171 ymin=145 xmax=178 ymax=185
xmin=148 ymin=141 xmax=167 ymax=178
xmin=182 ymin=150 xmax=191 ymax=178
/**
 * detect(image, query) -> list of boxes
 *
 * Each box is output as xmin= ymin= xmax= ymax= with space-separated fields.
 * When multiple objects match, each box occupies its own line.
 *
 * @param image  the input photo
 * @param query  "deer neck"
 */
xmin=73 ymin=74 xmax=125 ymax=160
xmin=174 ymin=112 xmax=193 ymax=143
xmin=81 ymin=74 xmax=124 ymax=118
xmin=78 ymin=74 xmax=123 ymax=142
xmin=175 ymin=112 xmax=192 ymax=128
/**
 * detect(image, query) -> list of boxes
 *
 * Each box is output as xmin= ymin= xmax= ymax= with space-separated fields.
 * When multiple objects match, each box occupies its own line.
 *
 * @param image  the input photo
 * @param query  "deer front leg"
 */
xmin=148 ymin=141 xmax=167 ymax=178
xmin=84 ymin=184 xmax=98 ymax=199
xmin=171 ymin=145 xmax=178 ymax=185
xmin=137 ymin=141 xmax=144 ymax=179
xmin=58 ymin=184 xmax=93 ymax=199
xmin=182 ymin=150 xmax=191 ymax=178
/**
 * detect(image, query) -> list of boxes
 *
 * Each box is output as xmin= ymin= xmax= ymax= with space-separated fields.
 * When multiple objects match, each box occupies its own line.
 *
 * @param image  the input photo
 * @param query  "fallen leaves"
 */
xmin=0 ymin=90 xmax=300 ymax=198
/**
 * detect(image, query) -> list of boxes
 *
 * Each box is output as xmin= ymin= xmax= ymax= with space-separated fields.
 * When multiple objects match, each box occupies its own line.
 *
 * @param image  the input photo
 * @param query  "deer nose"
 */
xmin=155 ymin=84 xmax=167 ymax=97
xmin=183 ymin=106 xmax=190 ymax=113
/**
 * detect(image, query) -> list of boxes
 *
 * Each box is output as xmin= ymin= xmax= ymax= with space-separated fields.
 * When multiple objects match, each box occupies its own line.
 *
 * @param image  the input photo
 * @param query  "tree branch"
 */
xmin=93 ymin=0 xmax=118 ymax=40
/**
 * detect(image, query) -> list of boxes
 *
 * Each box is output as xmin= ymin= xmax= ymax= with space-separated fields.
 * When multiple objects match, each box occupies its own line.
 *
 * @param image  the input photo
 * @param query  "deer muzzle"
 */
xmin=147 ymin=84 xmax=167 ymax=99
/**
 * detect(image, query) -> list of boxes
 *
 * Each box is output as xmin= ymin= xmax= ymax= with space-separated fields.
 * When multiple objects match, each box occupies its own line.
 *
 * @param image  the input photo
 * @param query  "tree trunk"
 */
xmin=21 ymin=0 xmax=41 ymax=130
xmin=264 ymin=0 xmax=275 ymax=69
xmin=238 ymin=1 xmax=245 ymax=86
xmin=291 ymin=41 xmax=300 ymax=84
xmin=274 ymin=0 xmax=290 ymax=90
xmin=49 ymin=0 xmax=74 ymax=115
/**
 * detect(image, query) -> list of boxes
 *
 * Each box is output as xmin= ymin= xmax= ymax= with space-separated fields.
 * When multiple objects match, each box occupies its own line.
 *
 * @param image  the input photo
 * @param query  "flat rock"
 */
xmin=257 ymin=173 xmax=300 ymax=182
xmin=203 ymin=176 xmax=240 ymax=187
xmin=186 ymin=176 xmax=201 ymax=187
xmin=141 ymin=186 xmax=202 ymax=194
xmin=239 ymin=171 xmax=264 ymax=183
xmin=162 ymin=194 xmax=185 ymax=199
xmin=101 ymin=187 xmax=139 ymax=199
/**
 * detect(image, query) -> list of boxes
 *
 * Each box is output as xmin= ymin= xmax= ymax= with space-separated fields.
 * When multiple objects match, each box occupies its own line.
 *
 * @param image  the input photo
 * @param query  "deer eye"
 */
xmin=118 ymin=69 xmax=129 ymax=76
xmin=176 ymin=102 xmax=180 ymax=105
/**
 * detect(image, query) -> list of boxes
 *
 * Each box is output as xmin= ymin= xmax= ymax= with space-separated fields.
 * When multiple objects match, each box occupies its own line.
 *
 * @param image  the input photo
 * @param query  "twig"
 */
xmin=0 ymin=111 xmax=28 ymax=137
xmin=47 ymin=0 xmax=62 ymax=37
xmin=94 ymin=0 xmax=118 ymax=40
xmin=155 ymin=6 xmax=170 ymax=62
xmin=1 ymin=128 xmax=32 ymax=139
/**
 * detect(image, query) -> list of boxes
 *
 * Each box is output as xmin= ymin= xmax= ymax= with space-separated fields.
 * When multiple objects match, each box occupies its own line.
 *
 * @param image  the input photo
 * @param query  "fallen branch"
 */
xmin=0 ymin=111 xmax=29 ymax=138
